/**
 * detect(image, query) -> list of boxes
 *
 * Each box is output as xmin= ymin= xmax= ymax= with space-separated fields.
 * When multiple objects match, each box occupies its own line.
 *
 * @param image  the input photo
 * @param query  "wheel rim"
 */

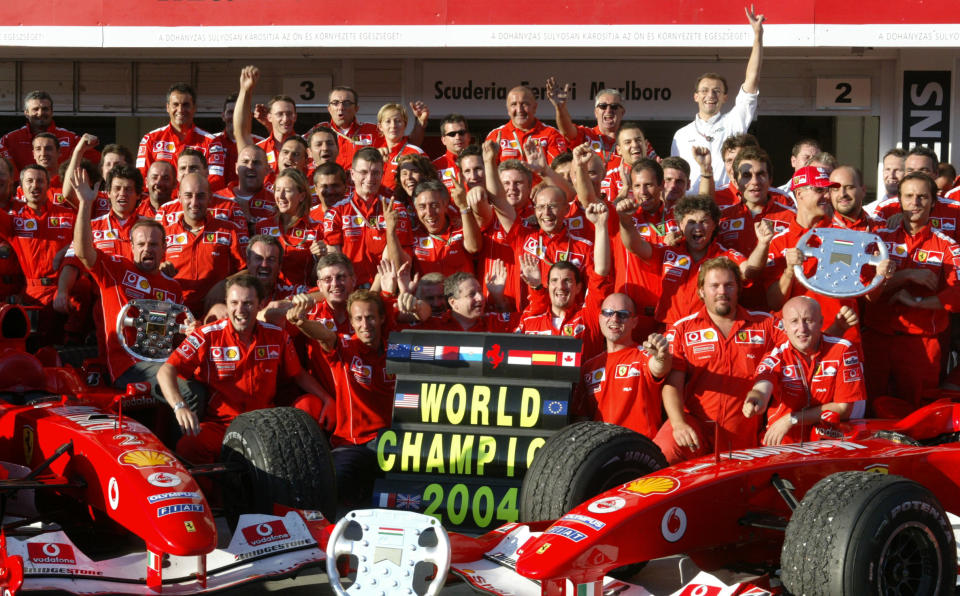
xmin=878 ymin=521 xmax=942 ymax=595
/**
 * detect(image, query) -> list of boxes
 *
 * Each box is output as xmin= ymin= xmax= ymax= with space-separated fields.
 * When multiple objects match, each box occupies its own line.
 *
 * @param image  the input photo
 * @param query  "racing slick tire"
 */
xmin=781 ymin=471 xmax=955 ymax=596
xmin=519 ymin=421 xmax=666 ymax=521
xmin=220 ymin=407 xmax=337 ymax=523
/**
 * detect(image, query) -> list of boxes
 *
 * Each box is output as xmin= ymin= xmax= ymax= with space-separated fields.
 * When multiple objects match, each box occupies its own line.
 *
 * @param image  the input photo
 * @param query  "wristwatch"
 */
xmin=173 ymin=402 xmax=187 ymax=412
xmin=789 ymin=413 xmax=800 ymax=426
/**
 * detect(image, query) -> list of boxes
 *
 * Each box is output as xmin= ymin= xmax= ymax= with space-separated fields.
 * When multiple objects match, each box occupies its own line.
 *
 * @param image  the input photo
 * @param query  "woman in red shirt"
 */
xmin=254 ymin=168 xmax=323 ymax=287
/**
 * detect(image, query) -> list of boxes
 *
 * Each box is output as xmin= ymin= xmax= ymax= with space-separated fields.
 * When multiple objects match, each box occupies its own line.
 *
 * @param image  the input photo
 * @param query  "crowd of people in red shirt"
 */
xmin=2 ymin=7 xmax=960 ymax=505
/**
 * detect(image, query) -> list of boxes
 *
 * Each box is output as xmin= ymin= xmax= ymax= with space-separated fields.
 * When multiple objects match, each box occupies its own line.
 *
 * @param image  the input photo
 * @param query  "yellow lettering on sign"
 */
xmin=496 ymin=386 xmax=513 ymax=426
xmin=476 ymin=436 xmax=496 ymax=475
xmin=401 ymin=432 xmax=423 ymax=472
xmin=421 ymin=383 xmax=445 ymax=423
xmin=520 ymin=388 xmax=540 ymax=427
xmin=447 ymin=384 xmax=467 ymax=425
xmin=377 ymin=430 xmax=397 ymax=471
xmin=506 ymin=436 xmax=517 ymax=477
xmin=527 ymin=437 xmax=545 ymax=467
xmin=470 ymin=385 xmax=491 ymax=425
xmin=426 ymin=433 xmax=446 ymax=473
xmin=449 ymin=435 xmax=475 ymax=475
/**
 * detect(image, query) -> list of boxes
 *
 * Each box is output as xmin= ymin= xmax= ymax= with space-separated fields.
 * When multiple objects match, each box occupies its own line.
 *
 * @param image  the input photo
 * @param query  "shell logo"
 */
xmin=138 ymin=279 xmax=150 ymax=290
xmin=677 ymin=256 xmax=690 ymax=266
xmin=119 ymin=449 xmax=175 ymax=468
xmin=225 ymin=348 xmax=239 ymax=359
xmin=702 ymin=330 xmax=716 ymax=340
xmin=622 ymin=476 xmax=680 ymax=497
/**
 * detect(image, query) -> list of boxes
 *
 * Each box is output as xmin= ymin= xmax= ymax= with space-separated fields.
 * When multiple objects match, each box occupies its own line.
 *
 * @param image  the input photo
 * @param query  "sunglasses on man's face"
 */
xmin=444 ymin=130 xmax=469 ymax=138
xmin=595 ymin=103 xmax=623 ymax=111
xmin=600 ymin=308 xmax=633 ymax=320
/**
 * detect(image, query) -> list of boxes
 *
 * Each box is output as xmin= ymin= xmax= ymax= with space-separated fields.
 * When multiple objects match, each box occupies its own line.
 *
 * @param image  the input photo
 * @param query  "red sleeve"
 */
xmin=665 ymin=321 xmax=688 ymax=374
xmin=545 ymin=130 xmax=567 ymax=162
xmin=937 ymin=242 xmax=960 ymax=312
xmin=323 ymin=205 xmax=343 ymax=246
xmin=833 ymin=346 xmax=866 ymax=404
xmin=753 ymin=350 xmax=783 ymax=387
xmin=281 ymin=332 xmax=303 ymax=377
xmin=136 ymin=133 xmax=152 ymax=177
xmin=207 ymin=137 xmax=227 ymax=191
xmin=166 ymin=330 xmax=206 ymax=378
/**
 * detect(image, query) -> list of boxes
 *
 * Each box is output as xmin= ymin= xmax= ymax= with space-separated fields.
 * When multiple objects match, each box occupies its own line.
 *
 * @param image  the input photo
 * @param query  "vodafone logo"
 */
xmin=27 ymin=542 xmax=76 ymax=565
xmin=661 ymin=506 xmax=687 ymax=542
xmin=108 ymin=477 xmax=120 ymax=510
xmin=241 ymin=520 xmax=290 ymax=546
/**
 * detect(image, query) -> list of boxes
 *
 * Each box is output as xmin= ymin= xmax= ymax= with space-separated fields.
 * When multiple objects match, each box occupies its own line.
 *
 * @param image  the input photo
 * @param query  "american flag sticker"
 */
xmin=394 ymin=392 xmax=420 ymax=408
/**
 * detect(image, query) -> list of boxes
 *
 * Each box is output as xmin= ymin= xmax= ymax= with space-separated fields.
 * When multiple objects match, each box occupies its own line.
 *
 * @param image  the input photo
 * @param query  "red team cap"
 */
xmin=790 ymin=166 xmax=840 ymax=192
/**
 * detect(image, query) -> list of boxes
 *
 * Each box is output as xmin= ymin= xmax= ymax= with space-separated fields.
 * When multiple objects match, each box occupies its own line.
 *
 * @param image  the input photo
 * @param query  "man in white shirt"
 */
xmin=671 ymin=7 xmax=765 ymax=190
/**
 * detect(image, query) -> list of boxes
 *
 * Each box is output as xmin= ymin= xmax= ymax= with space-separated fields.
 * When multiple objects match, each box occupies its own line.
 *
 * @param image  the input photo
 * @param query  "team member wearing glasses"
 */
xmin=432 ymin=114 xmax=473 ymax=193
xmin=576 ymin=293 xmax=672 ymax=438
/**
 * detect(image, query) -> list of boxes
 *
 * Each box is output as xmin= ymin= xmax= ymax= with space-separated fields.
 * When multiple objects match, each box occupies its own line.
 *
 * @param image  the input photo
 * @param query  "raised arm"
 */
xmin=572 ymin=143 xmax=601 ymax=207
xmin=61 ymin=133 xmax=99 ymax=208
xmin=546 ymin=77 xmax=578 ymax=141
xmin=408 ymin=101 xmax=429 ymax=147
xmin=742 ymin=5 xmax=766 ymax=94
xmin=586 ymin=202 xmax=611 ymax=276
xmin=233 ymin=65 xmax=259 ymax=154
xmin=452 ymin=179 xmax=482 ymax=254
xmin=616 ymin=197 xmax=653 ymax=261
xmin=70 ymin=165 xmax=99 ymax=270
xmin=286 ymin=293 xmax=337 ymax=351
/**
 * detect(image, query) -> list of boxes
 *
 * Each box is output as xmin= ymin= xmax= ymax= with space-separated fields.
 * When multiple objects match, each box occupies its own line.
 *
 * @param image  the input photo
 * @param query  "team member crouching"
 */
xmin=159 ymin=274 xmax=334 ymax=464
xmin=742 ymin=296 xmax=865 ymax=446
xmin=286 ymin=289 xmax=398 ymax=507
xmin=577 ymin=293 xmax=672 ymax=437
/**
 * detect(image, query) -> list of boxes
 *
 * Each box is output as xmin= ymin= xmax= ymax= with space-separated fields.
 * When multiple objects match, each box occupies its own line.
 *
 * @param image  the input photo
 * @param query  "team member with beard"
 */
xmin=160 ymin=274 xmax=334 ymax=464
xmin=618 ymin=194 xmax=770 ymax=325
xmin=656 ymin=257 xmax=777 ymax=463
xmin=829 ymin=165 xmax=875 ymax=231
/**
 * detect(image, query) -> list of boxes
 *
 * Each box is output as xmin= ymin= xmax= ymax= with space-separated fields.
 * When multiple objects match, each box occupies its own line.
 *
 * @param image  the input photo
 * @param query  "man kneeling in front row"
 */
xmin=742 ymin=296 xmax=866 ymax=445
xmin=158 ymin=274 xmax=334 ymax=464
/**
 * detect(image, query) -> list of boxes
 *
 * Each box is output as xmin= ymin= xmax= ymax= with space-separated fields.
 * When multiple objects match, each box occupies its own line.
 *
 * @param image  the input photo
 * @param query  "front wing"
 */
xmin=9 ymin=511 xmax=325 ymax=594
xmin=450 ymin=524 xmax=776 ymax=596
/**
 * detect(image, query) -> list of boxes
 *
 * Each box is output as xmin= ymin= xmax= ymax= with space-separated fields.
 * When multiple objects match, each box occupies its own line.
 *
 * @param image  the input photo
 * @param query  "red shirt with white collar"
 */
xmin=0 ymin=121 xmax=99 ymax=170
xmin=319 ymin=120 xmax=382 ymax=170
xmin=136 ymin=123 xmax=217 ymax=179
xmin=864 ymin=223 xmax=960 ymax=336
xmin=654 ymin=241 xmax=746 ymax=324
xmin=162 ymin=216 xmax=244 ymax=316
xmin=667 ymin=305 xmax=777 ymax=449
xmin=485 ymin=120 xmax=567 ymax=164
xmin=322 ymin=191 xmax=413 ymax=286
xmin=214 ymin=186 xmax=277 ymax=223
xmin=754 ymin=335 xmax=865 ymax=442
xmin=379 ymin=139 xmax=425 ymax=192
xmin=87 ymin=251 xmax=183 ymax=381
xmin=168 ymin=318 xmax=302 ymax=423
xmin=322 ymin=333 xmax=395 ymax=446
xmin=254 ymin=215 xmax=323 ymax=287
xmin=432 ymin=151 xmax=460 ymax=192
xmin=0 ymin=203 xmax=75 ymax=305
xmin=871 ymin=195 xmax=960 ymax=242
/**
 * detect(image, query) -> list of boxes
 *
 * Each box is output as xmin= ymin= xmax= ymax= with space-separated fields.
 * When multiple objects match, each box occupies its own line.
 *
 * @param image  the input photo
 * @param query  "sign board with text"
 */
xmin=378 ymin=330 xmax=581 ymax=532
xmin=901 ymin=70 xmax=951 ymax=162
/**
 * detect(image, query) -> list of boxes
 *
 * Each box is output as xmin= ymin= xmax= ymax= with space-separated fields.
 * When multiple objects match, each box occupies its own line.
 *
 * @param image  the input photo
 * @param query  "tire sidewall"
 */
xmin=566 ymin=436 xmax=665 ymax=506
xmin=842 ymin=483 xmax=954 ymax=595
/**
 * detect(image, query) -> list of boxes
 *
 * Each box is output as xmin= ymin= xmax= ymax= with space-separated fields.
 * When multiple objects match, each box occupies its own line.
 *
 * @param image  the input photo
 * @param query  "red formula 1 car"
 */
xmin=0 ymin=305 xmax=337 ymax=594
xmin=436 ymin=405 xmax=960 ymax=596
